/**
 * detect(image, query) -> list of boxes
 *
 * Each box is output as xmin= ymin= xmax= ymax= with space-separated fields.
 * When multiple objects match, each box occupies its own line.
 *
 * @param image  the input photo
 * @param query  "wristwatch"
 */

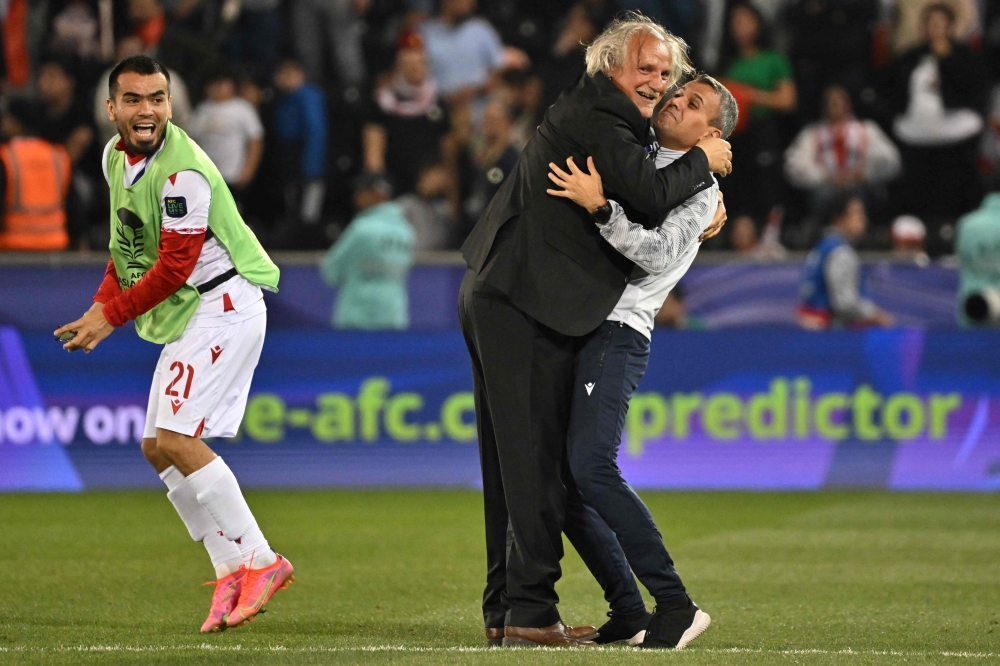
xmin=591 ymin=201 xmax=613 ymax=225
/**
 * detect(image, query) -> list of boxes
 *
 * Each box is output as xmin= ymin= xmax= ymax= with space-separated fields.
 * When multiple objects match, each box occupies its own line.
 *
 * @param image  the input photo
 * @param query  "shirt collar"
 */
xmin=654 ymin=146 xmax=687 ymax=168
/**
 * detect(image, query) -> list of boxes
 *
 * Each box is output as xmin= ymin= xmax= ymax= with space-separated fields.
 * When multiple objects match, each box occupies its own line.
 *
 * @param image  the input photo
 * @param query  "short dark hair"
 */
xmin=39 ymin=55 xmax=76 ymax=79
xmin=820 ymin=189 xmax=865 ymax=228
xmin=691 ymin=74 xmax=738 ymax=140
xmin=204 ymin=65 xmax=238 ymax=89
xmin=108 ymin=55 xmax=171 ymax=98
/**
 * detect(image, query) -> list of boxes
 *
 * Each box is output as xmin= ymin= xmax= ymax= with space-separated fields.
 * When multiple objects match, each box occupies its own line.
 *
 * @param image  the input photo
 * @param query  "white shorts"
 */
xmin=144 ymin=306 xmax=266 ymax=440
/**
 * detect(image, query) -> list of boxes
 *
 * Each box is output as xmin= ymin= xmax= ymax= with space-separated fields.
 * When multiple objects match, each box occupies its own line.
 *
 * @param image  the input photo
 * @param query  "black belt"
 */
xmin=196 ymin=267 xmax=238 ymax=294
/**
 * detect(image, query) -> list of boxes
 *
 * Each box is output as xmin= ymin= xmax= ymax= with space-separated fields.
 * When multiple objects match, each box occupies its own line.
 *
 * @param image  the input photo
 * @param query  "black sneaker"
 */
xmin=593 ymin=609 xmax=652 ymax=645
xmin=637 ymin=599 xmax=711 ymax=649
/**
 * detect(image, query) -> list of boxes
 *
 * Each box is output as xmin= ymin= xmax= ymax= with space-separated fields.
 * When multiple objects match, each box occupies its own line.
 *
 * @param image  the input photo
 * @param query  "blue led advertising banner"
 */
xmin=2 ymin=325 xmax=999 ymax=491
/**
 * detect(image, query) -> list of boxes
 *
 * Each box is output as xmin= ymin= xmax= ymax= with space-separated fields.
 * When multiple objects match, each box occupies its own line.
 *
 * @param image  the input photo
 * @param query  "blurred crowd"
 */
xmin=0 ymin=0 xmax=998 ymax=256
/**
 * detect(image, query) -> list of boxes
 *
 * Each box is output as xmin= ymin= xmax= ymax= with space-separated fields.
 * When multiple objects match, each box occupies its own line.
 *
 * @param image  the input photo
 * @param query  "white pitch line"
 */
xmin=0 ymin=645 xmax=996 ymax=658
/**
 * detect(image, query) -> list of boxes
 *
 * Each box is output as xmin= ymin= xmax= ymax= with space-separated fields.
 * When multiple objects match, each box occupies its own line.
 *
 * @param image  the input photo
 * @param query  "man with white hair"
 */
xmin=459 ymin=12 xmax=733 ymax=647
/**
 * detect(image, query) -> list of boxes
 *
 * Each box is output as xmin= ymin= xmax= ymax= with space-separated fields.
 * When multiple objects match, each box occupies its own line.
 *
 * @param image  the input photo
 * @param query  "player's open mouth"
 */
xmin=637 ymin=90 xmax=659 ymax=102
xmin=133 ymin=124 xmax=157 ymax=140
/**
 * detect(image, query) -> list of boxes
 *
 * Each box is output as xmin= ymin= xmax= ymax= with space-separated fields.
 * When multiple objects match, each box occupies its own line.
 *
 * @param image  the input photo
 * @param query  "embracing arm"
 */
xmin=581 ymin=106 xmax=723 ymax=216
xmin=599 ymin=192 xmax=714 ymax=274
xmin=546 ymin=155 xmax=726 ymax=265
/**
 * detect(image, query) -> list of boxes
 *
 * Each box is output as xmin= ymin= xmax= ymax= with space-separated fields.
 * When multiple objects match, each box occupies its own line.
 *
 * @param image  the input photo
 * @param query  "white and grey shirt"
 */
xmin=600 ymin=148 xmax=719 ymax=339
xmin=823 ymin=232 xmax=877 ymax=323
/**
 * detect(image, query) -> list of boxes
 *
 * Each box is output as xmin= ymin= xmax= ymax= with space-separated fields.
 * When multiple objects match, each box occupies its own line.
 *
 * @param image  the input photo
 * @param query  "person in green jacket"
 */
xmin=322 ymin=172 xmax=415 ymax=330
xmin=54 ymin=56 xmax=293 ymax=634
xmin=956 ymin=192 xmax=1000 ymax=326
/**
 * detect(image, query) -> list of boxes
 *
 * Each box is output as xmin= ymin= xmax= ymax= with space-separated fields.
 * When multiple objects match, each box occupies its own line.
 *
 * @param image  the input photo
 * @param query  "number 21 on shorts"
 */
xmin=165 ymin=362 xmax=195 ymax=399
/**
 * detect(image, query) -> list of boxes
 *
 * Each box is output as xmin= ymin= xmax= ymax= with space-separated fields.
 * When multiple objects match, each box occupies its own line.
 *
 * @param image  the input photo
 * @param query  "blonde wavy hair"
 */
xmin=584 ymin=12 xmax=692 ymax=87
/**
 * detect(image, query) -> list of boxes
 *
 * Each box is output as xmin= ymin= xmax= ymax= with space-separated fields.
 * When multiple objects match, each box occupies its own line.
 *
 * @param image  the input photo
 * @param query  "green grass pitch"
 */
xmin=1 ymin=490 xmax=998 ymax=665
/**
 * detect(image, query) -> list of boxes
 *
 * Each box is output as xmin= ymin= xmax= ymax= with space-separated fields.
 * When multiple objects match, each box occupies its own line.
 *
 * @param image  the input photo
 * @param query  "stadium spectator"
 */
xmin=784 ymin=0 xmax=879 ymax=120
xmin=729 ymin=214 xmax=759 ymax=254
xmin=273 ymin=58 xmax=327 ymax=227
xmin=492 ymin=70 xmax=544 ymax=152
xmin=396 ymin=163 xmax=457 ymax=251
xmin=891 ymin=0 xmax=980 ymax=55
xmin=321 ymin=172 xmax=415 ymax=330
xmin=460 ymin=99 xmax=519 ymax=232
xmin=189 ymin=68 xmax=264 ymax=204
xmin=887 ymin=3 xmax=987 ymax=242
xmin=127 ymin=0 xmax=168 ymax=51
xmin=798 ymin=192 xmax=894 ymax=329
xmin=784 ymin=85 xmax=901 ymax=217
xmin=536 ymin=2 xmax=599 ymax=110
xmin=718 ymin=3 xmax=796 ymax=222
xmin=227 ymin=0 xmax=282 ymax=78
xmin=890 ymin=214 xmax=930 ymax=265
xmin=2 ymin=0 xmax=31 ymax=88
xmin=93 ymin=37 xmax=193 ymax=144
xmin=37 ymin=56 xmax=99 ymax=248
xmin=419 ymin=0 xmax=529 ymax=134
xmin=290 ymin=0 xmax=368 ymax=88
xmin=128 ymin=0 xmax=220 ymax=97
xmin=0 ymin=98 xmax=71 ymax=251
xmin=956 ymin=189 xmax=1000 ymax=325
xmin=47 ymin=0 xmax=102 ymax=61
xmin=420 ymin=0 xmax=505 ymax=103
xmin=981 ymin=84 xmax=1000 ymax=190
xmin=361 ymin=29 xmax=450 ymax=197
xmin=37 ymin=57 xmax=94 ymax=166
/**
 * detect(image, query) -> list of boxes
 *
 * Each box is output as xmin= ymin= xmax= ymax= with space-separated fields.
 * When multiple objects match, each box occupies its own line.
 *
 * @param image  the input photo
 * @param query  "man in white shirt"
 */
xmin=784 ymin=85 xmax=901 ymax=208
xmin=545 ymin=74 xmax=736 ymax=649
xmin=189 ymin=70 xmax=265 ymax=192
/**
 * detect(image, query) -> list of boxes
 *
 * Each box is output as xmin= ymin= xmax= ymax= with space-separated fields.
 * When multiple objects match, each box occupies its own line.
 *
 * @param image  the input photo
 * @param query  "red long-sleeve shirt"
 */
xmin=94 ymin=230 xmax=205 ymax=326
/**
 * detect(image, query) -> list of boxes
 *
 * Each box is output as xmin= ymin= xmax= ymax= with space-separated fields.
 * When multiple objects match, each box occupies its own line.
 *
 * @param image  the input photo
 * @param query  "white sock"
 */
xmin=186 ymin=457 xmax=276 ymax=570
xmin=159 ymin=465 xmax=243 ymax=578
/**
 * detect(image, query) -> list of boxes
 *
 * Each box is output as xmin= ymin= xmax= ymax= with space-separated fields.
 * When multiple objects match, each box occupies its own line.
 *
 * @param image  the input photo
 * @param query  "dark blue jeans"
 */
xmin=567 ymin=320 xmax=688 ymax=607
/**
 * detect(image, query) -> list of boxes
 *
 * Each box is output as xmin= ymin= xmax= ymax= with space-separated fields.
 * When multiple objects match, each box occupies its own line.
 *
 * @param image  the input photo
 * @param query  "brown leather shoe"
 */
xmin=567 ymin=624 xmax=598 ymax=641
xmin=487 ymin=624 xmax=592 ymax=646
xmin=502 ymin=622 xmax=597 ymax=647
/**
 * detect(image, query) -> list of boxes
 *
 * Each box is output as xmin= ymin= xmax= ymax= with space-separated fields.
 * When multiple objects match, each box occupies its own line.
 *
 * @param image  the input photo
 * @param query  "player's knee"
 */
xmin=140 ymin=437 xmax=160 ymax=462
xmin=156 ymin=429 xmax=194 ymax=459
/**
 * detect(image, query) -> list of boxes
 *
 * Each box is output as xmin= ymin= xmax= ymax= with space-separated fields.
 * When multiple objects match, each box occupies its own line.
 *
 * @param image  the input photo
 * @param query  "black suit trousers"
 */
xmin=459 ymin=270 xmax=644 ymax=628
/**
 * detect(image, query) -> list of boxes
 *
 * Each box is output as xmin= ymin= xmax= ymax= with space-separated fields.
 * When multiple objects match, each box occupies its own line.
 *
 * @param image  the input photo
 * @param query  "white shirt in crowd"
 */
xmin=784 ymin=117 xmax=902 ymax=189
xmin=101 ymin=136 xmax=264 ymax=325
xmin=893 ymin=55 xmax=983 ymax=146
xmin=188 ymin=97 xmax=264 ymax=184
xmin=601 ymin=148 xmax=719 ymax=339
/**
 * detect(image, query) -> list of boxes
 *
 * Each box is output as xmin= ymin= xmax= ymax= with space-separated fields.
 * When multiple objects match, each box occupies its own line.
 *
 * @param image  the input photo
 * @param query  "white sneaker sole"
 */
xmin=675 ymin=610 xmax=711 ymax=650
xmin=626 ymin=630 xmax=646 ymax=646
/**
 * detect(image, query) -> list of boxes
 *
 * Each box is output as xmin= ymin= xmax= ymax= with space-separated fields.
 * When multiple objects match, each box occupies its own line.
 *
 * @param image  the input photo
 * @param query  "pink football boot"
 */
xmin=226 ymin=554 xmax=295 ymax=628
xmin=200 ymin=569 xmax=247 ymax=633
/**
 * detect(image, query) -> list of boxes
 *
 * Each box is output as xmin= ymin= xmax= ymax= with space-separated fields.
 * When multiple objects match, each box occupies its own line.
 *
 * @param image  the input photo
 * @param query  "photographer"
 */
xmin=956 ymin=191 xmax=1000 ymax=326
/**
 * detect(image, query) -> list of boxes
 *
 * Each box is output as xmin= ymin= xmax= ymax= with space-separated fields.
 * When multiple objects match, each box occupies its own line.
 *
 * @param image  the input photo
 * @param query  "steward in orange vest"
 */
xmin=0 ymin=100 xmax=71 ymax=251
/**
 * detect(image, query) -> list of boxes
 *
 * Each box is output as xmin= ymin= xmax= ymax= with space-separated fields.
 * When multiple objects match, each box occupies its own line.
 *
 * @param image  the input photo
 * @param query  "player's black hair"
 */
xmin=108 ymin=55 xmax=171 ymax=98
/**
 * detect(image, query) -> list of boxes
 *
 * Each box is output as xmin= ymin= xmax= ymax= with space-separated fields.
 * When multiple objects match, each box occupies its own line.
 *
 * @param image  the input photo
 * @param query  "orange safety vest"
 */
xmin=0 ymin=138 xmax=71 ymax=251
